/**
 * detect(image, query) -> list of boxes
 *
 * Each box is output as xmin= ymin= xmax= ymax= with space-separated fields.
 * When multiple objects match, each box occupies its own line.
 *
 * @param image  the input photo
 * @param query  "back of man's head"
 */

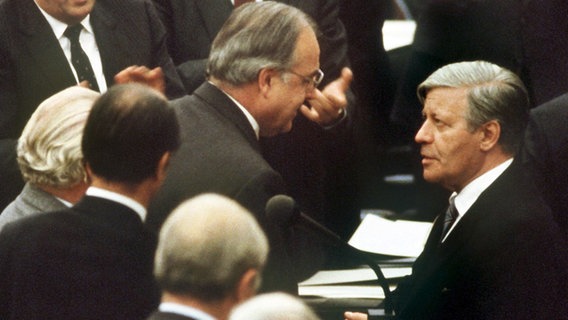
xmin=154 ymin=193 xmax=269 ymax=302
xmin=417 ymin=60 xmax=529 ymax=155
xmin=82 ymin=83 xmax=180 ymax=184
xmin=207 ymin=1 xmax=316 ymax=86
xmin=229 ymin=292 xmax=320 ymax=320
xmin=18 ymin=86 xmax=99 ymax=188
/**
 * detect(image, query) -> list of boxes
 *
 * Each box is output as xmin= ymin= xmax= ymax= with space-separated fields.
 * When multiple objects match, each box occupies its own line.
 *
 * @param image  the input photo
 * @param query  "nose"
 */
xmin=415 ymin=121 xmax=432 ymax=144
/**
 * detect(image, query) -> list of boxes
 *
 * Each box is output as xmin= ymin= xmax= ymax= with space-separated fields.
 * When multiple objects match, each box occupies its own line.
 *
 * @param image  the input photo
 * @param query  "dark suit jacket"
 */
xmin=0 ymin=196 xmax=160 ymax=320
xmin=390 ymin=160 xmax=568 ymax=319
xmin=147 ymin=82 xmax=298 ymax=293
xmin=0 ymin=0 xmax=186 ymax=211
xmin=522 ymin=92 xmax=568 ymax=237
xmin=153 ymin=0 xmax=361 ymax=239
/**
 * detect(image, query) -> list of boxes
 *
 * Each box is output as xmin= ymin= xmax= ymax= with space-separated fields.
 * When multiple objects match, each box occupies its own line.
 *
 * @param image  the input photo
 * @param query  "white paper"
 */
xmin=348 ymin=214 xmax=432 ymax=257
xmin=299 ymin=267 xmax=412 ymax=286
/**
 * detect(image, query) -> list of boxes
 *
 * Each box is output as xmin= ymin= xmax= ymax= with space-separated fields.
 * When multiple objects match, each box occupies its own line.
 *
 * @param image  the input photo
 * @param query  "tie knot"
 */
xmin=64 ymin=24 xmax=83 ymax=42
xmin=448 ymin=197 xmax=459 ymax=219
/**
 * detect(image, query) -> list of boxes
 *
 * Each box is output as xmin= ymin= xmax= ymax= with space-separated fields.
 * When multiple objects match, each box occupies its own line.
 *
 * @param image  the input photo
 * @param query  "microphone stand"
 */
xmin=295 ymin=213 xmax=394 ymax=314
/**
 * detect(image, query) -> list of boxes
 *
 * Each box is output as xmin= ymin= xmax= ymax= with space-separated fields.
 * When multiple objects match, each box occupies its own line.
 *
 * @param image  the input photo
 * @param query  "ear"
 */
xmin=235 ymin=268 xmax=259 ymax=303
xmin=257 ymin=68 xmax=277 ymax=97
xmin=479 ymin=120 xmax=501 ymax=151
xmin=156 ymin=152 xmax=171 ymax=183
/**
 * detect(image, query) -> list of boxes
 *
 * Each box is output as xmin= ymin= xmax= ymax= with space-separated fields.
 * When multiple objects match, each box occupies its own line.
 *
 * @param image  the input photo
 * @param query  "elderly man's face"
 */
xmin=415 ymin=87 xmax=486 ymax=192
xmin=257 ymin=26 xmax=320 ymax=137
xmin=36 ymin=0 xmax=95 ymax=25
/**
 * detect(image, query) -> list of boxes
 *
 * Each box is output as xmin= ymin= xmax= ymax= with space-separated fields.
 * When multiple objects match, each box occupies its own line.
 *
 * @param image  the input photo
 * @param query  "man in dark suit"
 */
xmin=0 ymin=0 xmax=186 ymax=211
xmin=346 ymin=61 xmax=568 ymax=320
xmin=152 ymin=0 xmax=363 ymax=239
xmin=0 ymin=83 xmax=181 ymax=319
xmin=147 ymin=2 xmax=350 ymax=294
xmin=148 ymin=193 xmax=269 ymax=320
xmin=522 ymin=92 xmax=568 ymax=237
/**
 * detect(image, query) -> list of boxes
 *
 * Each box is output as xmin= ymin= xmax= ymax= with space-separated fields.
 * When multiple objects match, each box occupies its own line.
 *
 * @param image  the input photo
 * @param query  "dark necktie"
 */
xmin=441 ymin=197 xmax=459 ymax=241
xmin=64 ymin=24 xmax=99 ymax=92
xmin=234 ymin=0 xmax=254 ymax=7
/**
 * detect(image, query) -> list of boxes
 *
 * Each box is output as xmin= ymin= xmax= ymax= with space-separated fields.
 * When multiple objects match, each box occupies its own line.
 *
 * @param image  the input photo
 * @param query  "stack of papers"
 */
xmin=299 ymin=267 xmax=411 ymax=299
xmin=298 ymin=215 xmax=432 ymax=299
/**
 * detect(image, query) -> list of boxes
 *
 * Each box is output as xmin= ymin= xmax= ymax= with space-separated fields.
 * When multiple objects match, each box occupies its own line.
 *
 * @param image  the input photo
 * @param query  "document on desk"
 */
xmin=298 ymin=267 xmax=412 ymax=299
xmin=348 ymin=214 xmax=432 ymax=258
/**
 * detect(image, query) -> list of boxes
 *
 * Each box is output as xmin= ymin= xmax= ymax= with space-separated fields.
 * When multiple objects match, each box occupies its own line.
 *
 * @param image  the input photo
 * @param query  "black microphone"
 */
xmin=266 ymin=194 xmax=393 ymax=313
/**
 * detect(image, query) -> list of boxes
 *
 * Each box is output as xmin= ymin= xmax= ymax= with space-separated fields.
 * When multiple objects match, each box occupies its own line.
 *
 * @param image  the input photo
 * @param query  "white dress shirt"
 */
xmin=34 ymin=1 xmax=108 ymax=92
xmin=442 ymin=158 xmax=513 ymax=242
xmin=85 ymin=187 xmax=147 ymax=221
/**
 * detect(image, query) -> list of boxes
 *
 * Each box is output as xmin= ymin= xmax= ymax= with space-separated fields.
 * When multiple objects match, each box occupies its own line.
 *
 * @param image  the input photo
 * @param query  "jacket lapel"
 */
xmin=18 ymin=0 xmax=77 ymax=88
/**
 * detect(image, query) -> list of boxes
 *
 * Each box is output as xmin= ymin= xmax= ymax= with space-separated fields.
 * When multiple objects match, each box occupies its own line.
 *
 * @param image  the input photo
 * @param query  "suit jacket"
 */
xmin=0 ymin=183 xmax=67 ymax=232
xmin=390 ymin=160 xmax=568 ymax=319
xmin=0 ymin=196 xmax=160 ymax=320
xmin=147 ymin=82 xmax=301 ymax=293
xmin=153 ymin=0 xmax=361 ymax=239
xmin=522 ymin=92 xmax=568 ymax=237
xmin=0 ymin=0 xmax=186 ymax=211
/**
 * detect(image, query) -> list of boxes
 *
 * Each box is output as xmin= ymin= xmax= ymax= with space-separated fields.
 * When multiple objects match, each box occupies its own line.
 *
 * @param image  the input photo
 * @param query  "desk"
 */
xmin=299 ymin=264 xmax=411 ymax=320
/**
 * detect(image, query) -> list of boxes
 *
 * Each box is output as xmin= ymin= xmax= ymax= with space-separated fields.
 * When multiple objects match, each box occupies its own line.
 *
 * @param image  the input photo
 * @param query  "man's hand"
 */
xmin=300 ymin=67 xmax=353 ymax=126
xmin=114 ymin=65 xmax=166 ymax=95
xmin=344 ymin=311 xmax=368 ymax=320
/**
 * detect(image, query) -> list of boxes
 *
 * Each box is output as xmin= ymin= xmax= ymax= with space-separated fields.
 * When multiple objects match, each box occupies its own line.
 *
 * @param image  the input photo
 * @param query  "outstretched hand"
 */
xmin=300 ymin=67 xmax=353 ymax=126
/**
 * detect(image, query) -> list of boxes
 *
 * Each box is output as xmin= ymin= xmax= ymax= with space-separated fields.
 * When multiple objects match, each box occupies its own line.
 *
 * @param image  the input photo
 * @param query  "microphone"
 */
xmin=266 ymin=195 xmax=393 ymax=313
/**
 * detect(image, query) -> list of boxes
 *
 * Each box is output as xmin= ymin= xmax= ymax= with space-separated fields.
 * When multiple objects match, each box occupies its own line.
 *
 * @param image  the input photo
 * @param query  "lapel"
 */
xmin=412 ymin=160 xmax=521 ymax=285
xmin=17 ymin=0 xmax=77 ymax=88
xmin=196 ymin=0 xmax=233 ymax=41
xmin=192 ymin=82 xmax=260 ymax=152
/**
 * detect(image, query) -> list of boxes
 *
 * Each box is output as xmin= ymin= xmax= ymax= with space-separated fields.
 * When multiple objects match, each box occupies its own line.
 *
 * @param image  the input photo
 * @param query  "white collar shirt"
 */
xmin=442 ymin=158 xmax=513 ymax=242
xmin=85 ymin=187 xmax=147 ymax=221
xmin=34 ymin=1 xmax=107 ymax=92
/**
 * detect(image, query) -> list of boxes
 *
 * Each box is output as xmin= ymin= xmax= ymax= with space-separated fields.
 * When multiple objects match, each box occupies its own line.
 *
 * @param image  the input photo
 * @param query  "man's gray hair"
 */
xmin=207 ymin=1 xmax=317 ymax=85
xmin=154 ymin=193 xmax=269 ymax=301
xmin=417 ymin=60 xmax=529 ymax=155
xmin=17 ymin=86 xmax=99 ymax=188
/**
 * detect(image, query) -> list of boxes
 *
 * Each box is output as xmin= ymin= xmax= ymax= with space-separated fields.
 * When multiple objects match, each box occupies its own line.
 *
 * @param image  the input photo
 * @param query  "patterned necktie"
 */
xmin=64 ymin=24 xmax=100 ymax=92
xmin=441 ymin=197 xmax=459 ymax=241
xmin=234 ymin=0 xmax=254 ymax=7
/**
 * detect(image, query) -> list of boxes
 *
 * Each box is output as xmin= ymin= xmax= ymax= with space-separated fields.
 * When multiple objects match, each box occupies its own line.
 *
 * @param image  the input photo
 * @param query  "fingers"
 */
xmin=344 ymin=311 xmax=368 ymax=320
xmin=113 ymin=65 xmax=166 ymax=95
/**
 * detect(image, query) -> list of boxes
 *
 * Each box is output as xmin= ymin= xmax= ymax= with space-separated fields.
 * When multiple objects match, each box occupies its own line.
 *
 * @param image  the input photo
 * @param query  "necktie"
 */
xmin=64 ymin=24 xmax=99 ymax=92
xmin=234 ymin=0 xmax=254 ymax=7
xmin=441 ymin=197 xmax=459 ymax=241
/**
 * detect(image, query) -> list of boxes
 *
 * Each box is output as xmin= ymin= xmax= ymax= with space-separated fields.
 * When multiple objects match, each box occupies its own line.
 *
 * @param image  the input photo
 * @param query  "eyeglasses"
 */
xmin=285 ymin=68 xmax=324 ymax=90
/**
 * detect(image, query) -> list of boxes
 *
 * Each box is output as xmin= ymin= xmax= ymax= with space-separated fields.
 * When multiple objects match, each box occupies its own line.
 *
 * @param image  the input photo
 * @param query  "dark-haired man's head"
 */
xmin=82 ymin=84 xmax=180 ymax=199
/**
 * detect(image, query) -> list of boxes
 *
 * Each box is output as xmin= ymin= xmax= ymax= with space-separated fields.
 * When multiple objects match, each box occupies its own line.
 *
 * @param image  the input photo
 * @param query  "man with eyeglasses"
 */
xmin=146 ymin=2 xmax=351 ymax=295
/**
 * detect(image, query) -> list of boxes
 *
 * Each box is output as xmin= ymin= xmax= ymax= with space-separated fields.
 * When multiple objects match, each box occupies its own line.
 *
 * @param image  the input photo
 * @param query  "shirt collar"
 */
xmin=210 ymin=81 xmax=260 ymax=139
xmin=34 ymin=1 xmax=93 ymax=39
xmin=85 ymin=186 xmax=147 ymax=221
xmin=159 ymin=302 xmax=216 ymax=320
xmin=453 ymin=158 xmax=513 ymax=216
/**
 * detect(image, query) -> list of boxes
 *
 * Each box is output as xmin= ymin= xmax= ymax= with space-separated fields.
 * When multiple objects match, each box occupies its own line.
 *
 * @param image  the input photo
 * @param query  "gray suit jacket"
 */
xmin=0 ymin=183 xmax=67 ymax=232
